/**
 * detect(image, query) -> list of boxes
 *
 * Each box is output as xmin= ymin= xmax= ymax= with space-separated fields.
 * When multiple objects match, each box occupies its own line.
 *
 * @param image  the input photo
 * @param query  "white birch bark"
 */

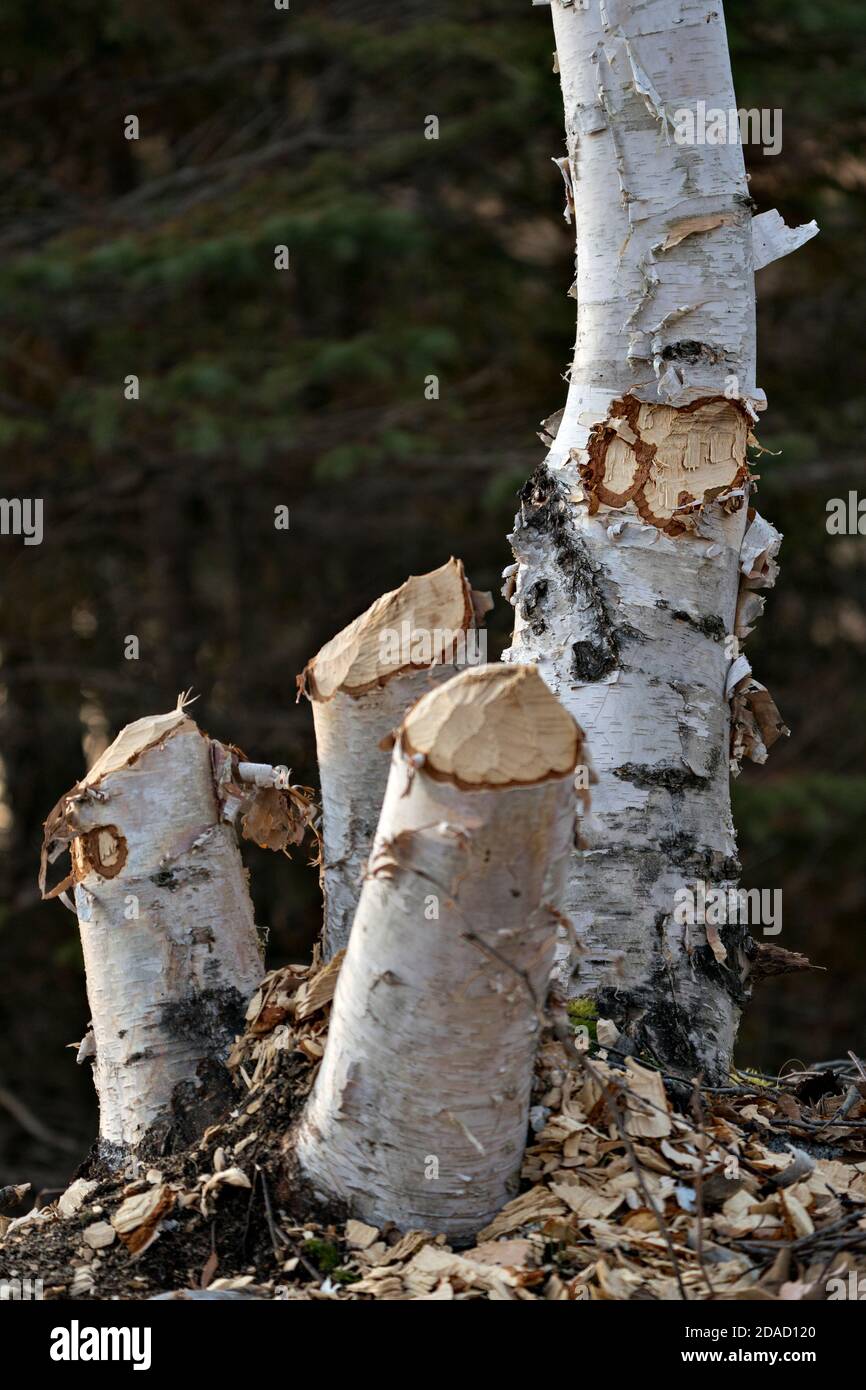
xmin=41 ymin=705 xmax=265 ymax=1165
xmin=299 ymin=558 xmax=490 ymax=959
xmin=505 ymin=1 xmax=812 ymax=1081
xmin=296 ymin=664 xmax=582 ymax=1240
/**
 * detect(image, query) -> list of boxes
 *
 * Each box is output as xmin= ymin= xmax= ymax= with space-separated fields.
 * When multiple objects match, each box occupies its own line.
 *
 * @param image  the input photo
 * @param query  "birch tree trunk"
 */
xmin=299 ymin=557 xmax=489 ymax=959
xmin=40 ymin=704 xmax=269 ymax=1166
xmin=296 ymin=664 xmax=582 ymax=1240
xmin=505 ymin=0 xmax=813 ymax=1081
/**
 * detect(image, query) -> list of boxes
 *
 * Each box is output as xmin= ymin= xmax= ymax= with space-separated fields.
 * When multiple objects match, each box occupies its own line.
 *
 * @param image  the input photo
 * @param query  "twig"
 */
xmin=241 ymin=1167 xmax=259 ymax=1262
xmin=581 ymin=1051 xmax=690 ymax=1301
xmin=600 ymin=1043 xmax=786 ymax=1097
xmin=732 ymin=1209 xmax=862 ymax=1256
xmin=813 ymin=1084 xmax=861 ymax=1133
xmin=847 ymin=1050 xmax=866 ymax=1081
xmin=257 ymin=1165 xmax=285 ymax=1259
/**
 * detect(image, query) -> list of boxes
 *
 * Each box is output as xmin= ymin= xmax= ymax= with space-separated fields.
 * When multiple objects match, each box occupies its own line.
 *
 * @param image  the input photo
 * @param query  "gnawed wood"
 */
xmin=299 ymin=559 xmax=490 ymax=957
xmin=40 ymin=698 xmax=283 ymax=1165
xmin=296 ymin=664 xmax=583 ymax=1239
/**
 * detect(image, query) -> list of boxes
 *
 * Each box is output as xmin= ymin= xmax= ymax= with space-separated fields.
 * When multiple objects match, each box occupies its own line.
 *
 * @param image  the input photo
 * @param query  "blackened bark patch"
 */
xmin=519 ymin=577 xmax=549 ymax=637
xmin=691 ymin=934 xmax=752 ymax=1009
xmin=90 ymin=1137 xmax=127 ymax=1176
xmin=518 ymin=463 xmax=620 ymax=681
xmin=667 ymin=606 xmax=727 ymax=642
xmin=167 ymin=1059 xmax=237 ymax=1151
xmin=160 ymin=985 xmax=246 ymax=1054
xmin=597 ymin=955 xmax=747 ymax=1086
xmin=660 ymin=340 xmax=722 ymax=366
xmin=612 ymin=762 xmax=706 ymax=793
xmin=150 ymin=865 xmax=210 ymax=891
xmin=596 ymin=979 xmax=704 ymax=1078
xmin=518 ymin=464 xmax=586 ymax=588
xmin=134 ymin=995 xmax=250 ymax=1158
xmin=571 ymin=639 xmax=616 ymax=683
xmin=658 ymin=832 xmax=741 ymax=879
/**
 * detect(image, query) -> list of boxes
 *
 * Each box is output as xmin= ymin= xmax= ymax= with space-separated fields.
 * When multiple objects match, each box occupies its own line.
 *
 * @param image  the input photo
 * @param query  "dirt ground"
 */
xmin=3 ymin=958 xmax=866 ymax=1302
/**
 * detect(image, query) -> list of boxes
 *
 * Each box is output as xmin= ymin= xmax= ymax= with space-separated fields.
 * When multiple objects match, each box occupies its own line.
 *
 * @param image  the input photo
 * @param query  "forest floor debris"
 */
xmin=2 ymin=955 xmax=866 ymax=1301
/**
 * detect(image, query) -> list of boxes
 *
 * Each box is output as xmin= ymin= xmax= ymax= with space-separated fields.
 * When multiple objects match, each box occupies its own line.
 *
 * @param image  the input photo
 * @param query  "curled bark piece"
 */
xmin=730 ymin=677 xmax=790 ymax=772
xmin=729 ymin=508 xmax=787 ymax=771
xmin=298 ymin=557 xmax=489 ymax=959
xmin=40 ymin=700 xmax=269 ymax=1165
xmin=295 ymin=665 xmax=582 ymax=1240
xmin=752 ymin=210 xmax=819 ymax=272
xmin=746 ymin=941 xmax=815 ymax=985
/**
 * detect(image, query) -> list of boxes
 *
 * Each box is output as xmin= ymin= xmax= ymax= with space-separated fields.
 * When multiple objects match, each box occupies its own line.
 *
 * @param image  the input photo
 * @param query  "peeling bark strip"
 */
xmin=296 ymin=666 xmax=583 ymax=1239
xmin=39 ymin=699 xmax=298 ymax=1164
xmin=298 ymin=558 xmax=492 ymax=959
xmin=503 ymin=0 xmax=814 ymax=1082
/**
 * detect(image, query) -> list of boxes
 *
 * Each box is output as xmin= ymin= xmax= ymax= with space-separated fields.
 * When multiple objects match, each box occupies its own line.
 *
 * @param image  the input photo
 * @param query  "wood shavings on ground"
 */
xmin=2 ymin=957 xmax=866 ymax=1301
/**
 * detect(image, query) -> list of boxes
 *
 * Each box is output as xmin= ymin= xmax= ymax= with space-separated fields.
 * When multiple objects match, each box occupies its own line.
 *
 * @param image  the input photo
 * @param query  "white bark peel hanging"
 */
xmin=505 ymin=1 xmax=814 ymax=1081
xmin=40 ymin=701 xmax=310 ymax=1166
xmin=298 ymin=557 xmax=491 ymax=960
xmin=296 ymin=664 xmax=583 ymax=1240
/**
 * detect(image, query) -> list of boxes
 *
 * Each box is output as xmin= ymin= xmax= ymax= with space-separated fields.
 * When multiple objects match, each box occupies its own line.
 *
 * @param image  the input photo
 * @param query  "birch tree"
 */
xmin=40 ymin=700 xmax=310 ymax=1166
xmin=296 ymin=664 xmax=582 ymax=1239
xmin=299 ymin=557 xmax=490 ymax=958
xmin=505 ymin=0 xmax=816 ymax=1080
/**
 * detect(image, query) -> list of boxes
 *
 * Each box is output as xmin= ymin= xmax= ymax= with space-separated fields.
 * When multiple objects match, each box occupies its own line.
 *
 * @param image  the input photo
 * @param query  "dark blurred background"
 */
xmin=1 ymin=0 xmax=864 ymax=1189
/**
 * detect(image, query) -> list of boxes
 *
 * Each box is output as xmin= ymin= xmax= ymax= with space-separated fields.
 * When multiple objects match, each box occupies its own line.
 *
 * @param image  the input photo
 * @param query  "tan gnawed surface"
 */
xmin=580 ymin=396 xmax=749 ymax=532
xmin=640 ymin=400 xmax=748 ymax=522
xmin=83 ymin=709 xmax=195 ymax=785
xmin=302 ymin=557 xmax=473 ymax=702
xmin=72 ymin=826 xmax=128 ymax=881
xmin=402 ymin=664 xmax=580 ymax=788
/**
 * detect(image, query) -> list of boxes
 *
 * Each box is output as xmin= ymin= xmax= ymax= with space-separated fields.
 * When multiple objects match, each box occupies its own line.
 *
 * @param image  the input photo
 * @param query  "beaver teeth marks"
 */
xmin=575 ymin=395 xmax=751 ymax=536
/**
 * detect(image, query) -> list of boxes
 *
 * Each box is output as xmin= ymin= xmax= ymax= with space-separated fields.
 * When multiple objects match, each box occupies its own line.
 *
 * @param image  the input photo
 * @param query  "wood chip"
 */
xmin=345 ymin=1219 xmax=380 ymax=1250
xmin=477 ymin=1187 xmax=567 ymax=1242
xmin=83 ymin=1221 xmax=116 ymax=1250
xmin=294 ymin=952 xmax=345 ymax=1022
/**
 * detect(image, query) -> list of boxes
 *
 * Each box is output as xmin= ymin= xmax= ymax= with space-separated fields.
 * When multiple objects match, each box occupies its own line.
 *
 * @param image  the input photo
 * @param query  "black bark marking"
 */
xmin=612 ymin=762 xmax=706 ymax=793
xmin=517 ymin=463 xmax=621 ymax=682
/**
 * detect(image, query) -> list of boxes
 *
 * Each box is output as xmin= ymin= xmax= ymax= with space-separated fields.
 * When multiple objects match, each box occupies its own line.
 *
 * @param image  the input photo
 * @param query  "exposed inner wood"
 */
xmin=72 ymin=826 xmax=128 ymax=881
xmin=580 ymin=397 xmax=750 ymax=534
xmin=402 ymin=664 xmax=580 ymax=788
xmin=301 ymin=557 xmax=474 ymax=701
xmin=82 ymin=708 xmax=194 ymax=784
